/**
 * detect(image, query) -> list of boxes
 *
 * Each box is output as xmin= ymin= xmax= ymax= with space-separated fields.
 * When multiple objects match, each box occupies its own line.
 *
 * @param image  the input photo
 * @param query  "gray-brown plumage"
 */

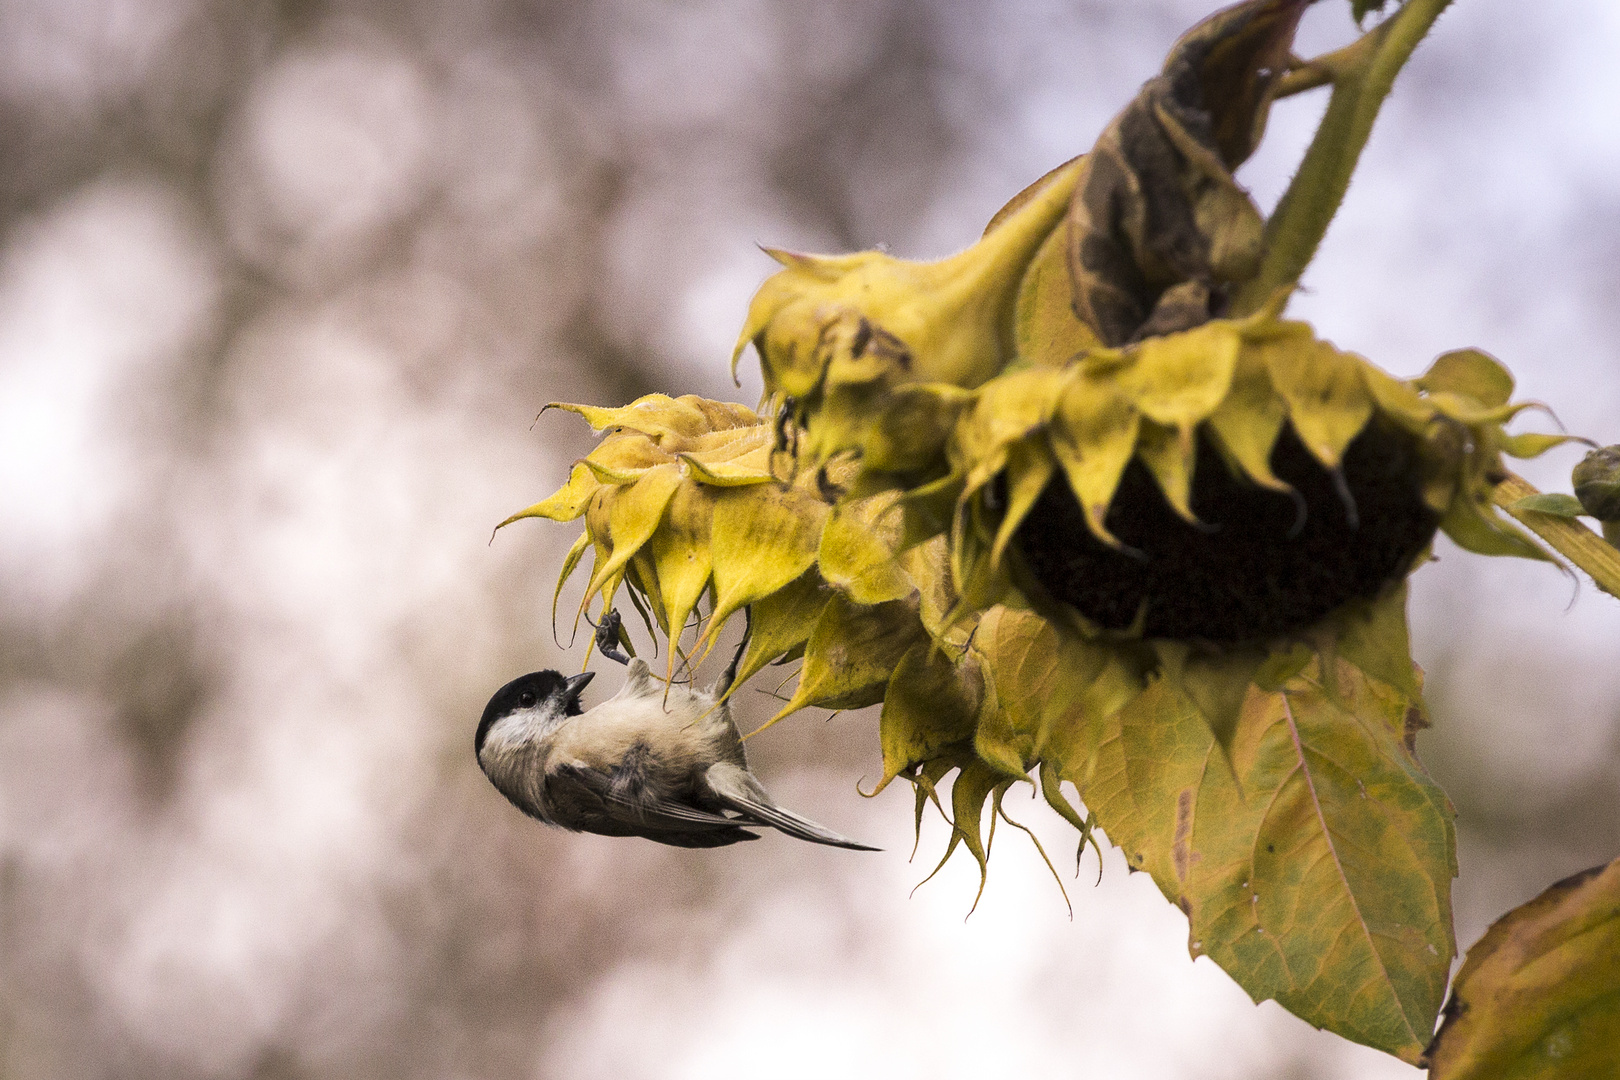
xmin=475 ymin=659 xmax=877 ymax=851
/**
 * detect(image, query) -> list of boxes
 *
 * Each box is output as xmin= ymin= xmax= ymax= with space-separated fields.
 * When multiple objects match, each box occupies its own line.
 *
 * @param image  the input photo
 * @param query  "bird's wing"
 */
xmin=703 ymin=763 xmax=880 ymax=851
xmin=549 ymin=762 xmax=759 ymax=844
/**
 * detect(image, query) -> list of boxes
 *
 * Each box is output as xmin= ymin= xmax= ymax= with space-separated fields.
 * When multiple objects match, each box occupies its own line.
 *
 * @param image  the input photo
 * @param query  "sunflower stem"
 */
xmin=1232 ymin=0 xmax=1456 ymax=316
xmin=1495 ymin=473 xmax=1620 ymax=600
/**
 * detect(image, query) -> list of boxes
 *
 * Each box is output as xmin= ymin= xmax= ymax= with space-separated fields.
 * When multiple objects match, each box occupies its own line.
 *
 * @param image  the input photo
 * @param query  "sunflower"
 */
xmin=501 ymin=392 xmax=939 ymax=709
xmin=503 ymin=0 xmax=1598 ymax=1064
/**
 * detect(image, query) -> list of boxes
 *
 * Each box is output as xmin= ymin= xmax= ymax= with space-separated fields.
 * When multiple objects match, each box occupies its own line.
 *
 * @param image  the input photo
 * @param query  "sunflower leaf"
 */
xmin=1423 ymin=858 xmax=1620 ymax=1079
xmin=1510 ymin=492 xmax=1587 ymax=518
xmin=1075 ymin=660 xmax=1456 ymax=1064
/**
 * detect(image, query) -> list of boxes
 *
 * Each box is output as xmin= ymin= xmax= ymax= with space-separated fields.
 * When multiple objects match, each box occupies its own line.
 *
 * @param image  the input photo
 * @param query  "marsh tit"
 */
xmin=475 ymin=620 xmax=878 ymax=851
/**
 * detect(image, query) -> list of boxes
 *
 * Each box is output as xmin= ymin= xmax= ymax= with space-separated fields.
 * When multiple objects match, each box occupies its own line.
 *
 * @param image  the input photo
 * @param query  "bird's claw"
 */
xmin=588 ymin=609 xmax=633 ymax=665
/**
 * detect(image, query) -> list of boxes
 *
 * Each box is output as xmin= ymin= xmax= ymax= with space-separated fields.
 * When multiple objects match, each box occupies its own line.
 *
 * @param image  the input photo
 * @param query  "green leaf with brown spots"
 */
xmin=1072 ymin=656 xmax=1456 ymax=1064
xmin=1424 ymin=857 xmax=1620 ymax=1079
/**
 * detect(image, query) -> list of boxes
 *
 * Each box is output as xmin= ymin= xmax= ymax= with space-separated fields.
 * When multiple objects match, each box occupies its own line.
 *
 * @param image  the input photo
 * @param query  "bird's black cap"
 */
xmin=475 ymin=669 xmax=594 ymax=755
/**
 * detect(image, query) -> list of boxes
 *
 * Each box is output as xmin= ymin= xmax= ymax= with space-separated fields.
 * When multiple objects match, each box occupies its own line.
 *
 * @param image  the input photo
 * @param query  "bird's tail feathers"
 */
xmin=707 ymin=764 xmax=879 ymax=851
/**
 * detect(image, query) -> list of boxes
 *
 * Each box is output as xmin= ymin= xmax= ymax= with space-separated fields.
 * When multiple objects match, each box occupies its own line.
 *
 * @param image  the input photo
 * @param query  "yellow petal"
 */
xmin=645 ymin=480 xmax=715 ymax=651
xmin=1264 ymin=334 xmax=1374 ymax=469
xmin=723 ymin=571 xmax=831 ymax=699
xmin=678 ymin=452 xmax=777 ymax=487
xmin=954 ymin=368 xmax=1067 ymax=497
xmin=705 ymin=484 xmax=829 ymax=648
xmin=1135 ymin=419 xmax=1200 ymax=525
xmin=497 ymin=461 xmax=600 ymax=527
xmin=856 ymin=383 xmax=974 ymax=475
xmin=990 ymin=437 xmax=1056 ymax=571
xmin=546 ymin=395 xmax=703 ymax=440
xmin=580 ymin=464 xmax=685 ymax=601
xmin=1114 ymin=320 xmax=1242 ymax=432
xmin=818 ymin=492 xmax=913 ymax=606
xmin=1359 ymin=362 xmax=1435 ymax=433
xmin=1207 ymin=346 xmax=1290 ymax=491
xmin=1049 ymin=369 xmax=1141 ymax=546
xmin=550 ymin=529 xmax=593 ymax=636
xmin=579 ymin=434 xmax=675 ymax=484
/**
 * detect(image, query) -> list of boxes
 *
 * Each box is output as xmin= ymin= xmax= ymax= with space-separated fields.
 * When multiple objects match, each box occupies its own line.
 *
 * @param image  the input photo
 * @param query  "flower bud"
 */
xmin=1572 ymin=445 xmax=1620 ymax=522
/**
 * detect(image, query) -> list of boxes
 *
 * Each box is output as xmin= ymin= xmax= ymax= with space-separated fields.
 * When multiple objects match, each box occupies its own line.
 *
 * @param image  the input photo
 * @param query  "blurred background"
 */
xmin=1 ymin=0 xmax=1616 ymax=1077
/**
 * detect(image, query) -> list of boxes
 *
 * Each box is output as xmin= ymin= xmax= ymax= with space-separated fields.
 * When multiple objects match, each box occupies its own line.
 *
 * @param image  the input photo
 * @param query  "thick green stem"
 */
xmin=1233 ymin=0 xmax=1456 ymax=315
xmin=1495 ymin=474 xmax=1620 ymax=600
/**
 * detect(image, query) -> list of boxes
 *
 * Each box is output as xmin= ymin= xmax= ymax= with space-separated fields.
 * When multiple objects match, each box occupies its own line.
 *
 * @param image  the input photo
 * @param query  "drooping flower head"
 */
xmin=502 ymin=0 xmax=1595 ymax=1065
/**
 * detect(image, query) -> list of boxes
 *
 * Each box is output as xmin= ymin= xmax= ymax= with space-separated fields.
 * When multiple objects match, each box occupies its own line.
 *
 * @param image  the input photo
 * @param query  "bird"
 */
xmin=475 ymin=615 xmax=878 ymax=851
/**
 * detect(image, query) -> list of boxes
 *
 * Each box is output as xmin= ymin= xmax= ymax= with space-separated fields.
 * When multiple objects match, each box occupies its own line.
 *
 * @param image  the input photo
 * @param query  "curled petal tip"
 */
xmin=759 ymin=245 xmax=810 ymax=267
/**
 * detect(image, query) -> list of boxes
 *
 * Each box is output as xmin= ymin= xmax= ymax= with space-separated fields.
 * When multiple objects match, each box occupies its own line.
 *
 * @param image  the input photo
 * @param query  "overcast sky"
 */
xmin=1 ymin=1 xmax=1617 ymax=1078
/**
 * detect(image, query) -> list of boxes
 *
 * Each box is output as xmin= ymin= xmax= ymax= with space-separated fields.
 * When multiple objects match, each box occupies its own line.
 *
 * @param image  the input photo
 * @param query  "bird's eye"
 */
xmin=518 ymin=691 xmax=536 ymax=708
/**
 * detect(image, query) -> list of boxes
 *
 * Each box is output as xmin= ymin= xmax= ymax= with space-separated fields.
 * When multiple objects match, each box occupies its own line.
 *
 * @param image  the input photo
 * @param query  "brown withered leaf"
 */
xmin=1066 ymin=0 xmax=1309 ymax=347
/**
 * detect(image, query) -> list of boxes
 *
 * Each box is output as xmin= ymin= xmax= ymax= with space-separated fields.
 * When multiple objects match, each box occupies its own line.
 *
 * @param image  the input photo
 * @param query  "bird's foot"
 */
xmin=588 ymin=609 xmax=633 ymax=665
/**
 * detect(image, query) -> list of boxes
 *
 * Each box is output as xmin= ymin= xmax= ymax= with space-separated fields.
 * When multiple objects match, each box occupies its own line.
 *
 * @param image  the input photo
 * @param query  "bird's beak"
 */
xmin=562 ymin=671 xmax=594 ymax=708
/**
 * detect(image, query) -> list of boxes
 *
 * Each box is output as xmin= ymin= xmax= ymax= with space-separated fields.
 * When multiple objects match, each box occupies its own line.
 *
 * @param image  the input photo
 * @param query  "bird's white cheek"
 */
xmin=481 ymin=707 xmax=555 ymax=756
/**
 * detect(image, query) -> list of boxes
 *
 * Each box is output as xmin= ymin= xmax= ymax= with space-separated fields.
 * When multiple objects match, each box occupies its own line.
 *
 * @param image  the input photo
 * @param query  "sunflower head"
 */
xmin=731 ymin=156 xmax=1082 ymax=471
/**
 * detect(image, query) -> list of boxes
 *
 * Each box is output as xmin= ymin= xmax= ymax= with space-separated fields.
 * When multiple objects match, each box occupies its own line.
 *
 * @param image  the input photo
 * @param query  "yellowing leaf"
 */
xmin=1076 ymin=661 xmax=1456 ymax=1064
xmin=1190 ymin=671 xmax=1456 ymax=1064
xmin=1441 ymin=490 xmax=1553 ymax=562
xmin=1160 ymin=640 xmax=1270 ymax=756
xmin=972 ymin=606 xmax=1141 ymax=780
xmin=1331 ymin=586 xmax=1419 ymax=698
xmin=1424 ymin=858 xmax=1620 ymax=1079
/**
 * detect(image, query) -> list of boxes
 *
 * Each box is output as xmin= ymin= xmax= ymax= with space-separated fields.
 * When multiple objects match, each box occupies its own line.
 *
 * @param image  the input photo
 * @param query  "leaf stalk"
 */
xmin=1494 ymin=473 xmax=1620 ymax=600
xmin=1233 ymin=0 xmax=1457 ymax=315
